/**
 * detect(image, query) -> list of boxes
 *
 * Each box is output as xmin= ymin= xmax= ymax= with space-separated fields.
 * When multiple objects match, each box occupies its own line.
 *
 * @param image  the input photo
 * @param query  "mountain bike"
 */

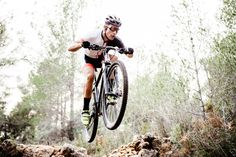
xmin=83 ymin=43 xmax=132 ymax=143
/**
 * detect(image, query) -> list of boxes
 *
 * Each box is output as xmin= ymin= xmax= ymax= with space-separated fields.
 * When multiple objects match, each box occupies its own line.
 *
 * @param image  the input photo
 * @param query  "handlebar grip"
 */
xmin=89 ymin=44 xmax=101 ymax=50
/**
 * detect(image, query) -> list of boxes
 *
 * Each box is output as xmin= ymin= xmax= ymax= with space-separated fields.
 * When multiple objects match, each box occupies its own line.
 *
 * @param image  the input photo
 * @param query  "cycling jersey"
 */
xmin=81 ymin=29 xmax=125 ymax=59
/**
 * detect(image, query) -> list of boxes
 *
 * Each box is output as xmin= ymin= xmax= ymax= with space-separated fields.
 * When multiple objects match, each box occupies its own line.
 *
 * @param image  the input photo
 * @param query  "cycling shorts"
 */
xmin=84 ymin=54 xmax=103 ymax=69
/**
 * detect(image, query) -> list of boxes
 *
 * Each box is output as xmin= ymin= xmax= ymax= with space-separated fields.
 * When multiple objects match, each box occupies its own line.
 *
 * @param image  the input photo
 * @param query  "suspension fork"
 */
xmin=102 ymin=61 xmax=111 ymax=95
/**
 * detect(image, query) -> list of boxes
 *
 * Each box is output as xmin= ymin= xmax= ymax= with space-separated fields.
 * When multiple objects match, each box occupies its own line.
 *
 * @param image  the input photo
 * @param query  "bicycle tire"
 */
xmin=85 ymin=91 xmax=98 ymax=143
xmin=102 ymin=60 xmax=128 ymax=130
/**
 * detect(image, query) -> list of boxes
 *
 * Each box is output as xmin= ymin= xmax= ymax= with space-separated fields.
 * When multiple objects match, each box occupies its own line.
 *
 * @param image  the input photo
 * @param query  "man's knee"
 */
xmin=86 ymin=73 xmax=94 ymax=82
xmin=83 ymin=65 xmax=95 ymax=82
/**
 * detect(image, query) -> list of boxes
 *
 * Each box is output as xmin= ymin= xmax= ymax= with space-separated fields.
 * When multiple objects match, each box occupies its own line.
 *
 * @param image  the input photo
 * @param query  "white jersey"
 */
xmin=81 ymin=30 xmax=105 ymax=58
xmin=81 ymin=29 xmax=125 ymax=59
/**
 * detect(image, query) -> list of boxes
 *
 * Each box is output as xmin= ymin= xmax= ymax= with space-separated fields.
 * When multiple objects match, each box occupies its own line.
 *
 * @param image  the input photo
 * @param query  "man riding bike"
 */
xmin=68 ymin=15 xmax=134 ymax=126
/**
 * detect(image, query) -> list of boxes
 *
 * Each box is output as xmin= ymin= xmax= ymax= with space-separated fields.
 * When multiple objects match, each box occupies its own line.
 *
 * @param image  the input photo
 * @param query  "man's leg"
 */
xmin=81 ymin=64 xmax=95 ymax=126
xmin=107 ymin=55 xmax=120 ymax=104
xmin=109 ymin=55 xmax=118 ymax=79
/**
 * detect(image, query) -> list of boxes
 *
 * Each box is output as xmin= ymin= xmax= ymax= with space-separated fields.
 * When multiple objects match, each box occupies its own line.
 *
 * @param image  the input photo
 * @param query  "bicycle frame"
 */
xmin=85 ymin=44 xmax=130 ymax=142
xmin=92 ymin=47 xmax=114 ymax=115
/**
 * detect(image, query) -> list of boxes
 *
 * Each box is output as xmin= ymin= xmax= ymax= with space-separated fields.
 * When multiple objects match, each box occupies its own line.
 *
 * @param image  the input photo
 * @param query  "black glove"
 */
xmin=127 ymin=48 xmax=134 ymax=54
xmin=119 ymin=47 xmax=134 ymax=54
xmin=82 ymin=41 xmax=90 ymax=48
xmin=119 ymin=48 xmax=126 ymax=54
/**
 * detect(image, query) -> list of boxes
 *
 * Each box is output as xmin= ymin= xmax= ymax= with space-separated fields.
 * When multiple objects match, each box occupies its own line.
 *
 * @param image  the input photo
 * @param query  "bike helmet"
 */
xmin=105 ymin=15 xmax=122 ymax=27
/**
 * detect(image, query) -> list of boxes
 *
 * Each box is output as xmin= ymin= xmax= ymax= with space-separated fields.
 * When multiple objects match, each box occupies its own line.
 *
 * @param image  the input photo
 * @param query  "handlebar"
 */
xmin=82 ymin=41 xmax=134 ymax=55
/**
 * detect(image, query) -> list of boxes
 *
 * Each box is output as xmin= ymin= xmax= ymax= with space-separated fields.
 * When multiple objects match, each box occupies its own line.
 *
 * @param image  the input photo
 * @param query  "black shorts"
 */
xmin=84 ymin=55 xmax=103 ymax=68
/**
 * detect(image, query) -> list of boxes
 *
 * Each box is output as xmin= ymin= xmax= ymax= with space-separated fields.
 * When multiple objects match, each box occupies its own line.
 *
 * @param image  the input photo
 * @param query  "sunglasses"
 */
xmin=108 ymin=26 xmax=119 ymax=32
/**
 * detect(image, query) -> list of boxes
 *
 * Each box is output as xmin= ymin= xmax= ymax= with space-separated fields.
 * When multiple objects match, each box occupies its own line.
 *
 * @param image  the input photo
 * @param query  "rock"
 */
xmin=107 ymin=133 xmax=164 ymax=157
xmin=138 ymin=149 xmax=159 ymax=157
xmin=160 ymin=142 xmax=172 ymax=154
xmin=0 ymin=139 xmax=23 ymax=157
xmin=152 ymin=138 xmax=161 ymax=150
xmin=0 ymin=140 xmax=89 ymax=157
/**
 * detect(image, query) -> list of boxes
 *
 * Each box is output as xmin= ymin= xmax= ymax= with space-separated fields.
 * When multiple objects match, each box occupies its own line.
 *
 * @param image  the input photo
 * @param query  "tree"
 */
xmin=0 ymin=16 xmax=23 ymax=68
xmin=0 ymin=99 xmax=7 ymax=141
xmin=170 ymin=0 xmax=215 ymax=120
xmin=206 ymin=0 xmax=236 ymax=120
xmin=7 ymin=101 xmax=35 ymax=143
xmin=27 ymin=58 xmax=71 ymax=142
xmin=220 ymin=0 xmax=236 ymax=30
xmin=126 ymin=53 xmax=190 ymax=137
xmin=19 ymin=0 xmax=87 ymax=142
xmin=0 ymin=18 xmax=11 ymax=141
xmin=0 ymin=20 xmax=7 ymax=49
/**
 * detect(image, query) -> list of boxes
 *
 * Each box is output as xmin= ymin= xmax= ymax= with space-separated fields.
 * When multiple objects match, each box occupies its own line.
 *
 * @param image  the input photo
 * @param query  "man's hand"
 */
xmin=127 ymin=48 xmax=134 ymax=54
xmin=126 ymin=53 xmax=133 ymax=58
xmin=81 ymin=41 xmax=90 ymax=48
xmin=125 ymin=47 xmax=134 ymax=58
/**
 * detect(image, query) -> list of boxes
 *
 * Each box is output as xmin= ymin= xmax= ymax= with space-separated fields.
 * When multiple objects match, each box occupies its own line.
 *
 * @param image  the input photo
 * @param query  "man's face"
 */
xmin=105 ymin=25 xmax=119 ymax=40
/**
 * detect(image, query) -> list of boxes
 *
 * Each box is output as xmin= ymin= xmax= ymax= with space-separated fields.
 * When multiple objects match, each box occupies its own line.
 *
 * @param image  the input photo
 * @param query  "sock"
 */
xmin=83 ymin=98 xmax=91 ymax=111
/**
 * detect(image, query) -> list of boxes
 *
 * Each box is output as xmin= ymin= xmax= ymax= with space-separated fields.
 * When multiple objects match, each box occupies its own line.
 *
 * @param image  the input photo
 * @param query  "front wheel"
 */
xmin=102 ymin=60 xmax=128 ymax=130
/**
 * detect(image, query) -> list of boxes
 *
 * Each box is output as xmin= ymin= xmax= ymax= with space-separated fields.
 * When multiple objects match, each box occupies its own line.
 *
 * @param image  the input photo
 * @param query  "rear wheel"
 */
xmin=102 ymin=60 xmax=128 ymax=130
xmin=84 ymin=91 xmax=98 ymax=143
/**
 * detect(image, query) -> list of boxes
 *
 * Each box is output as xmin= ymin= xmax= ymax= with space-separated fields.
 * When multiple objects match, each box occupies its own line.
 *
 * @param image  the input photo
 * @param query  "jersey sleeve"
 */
xmin=106 ymin=36 xmax=125 ymax=48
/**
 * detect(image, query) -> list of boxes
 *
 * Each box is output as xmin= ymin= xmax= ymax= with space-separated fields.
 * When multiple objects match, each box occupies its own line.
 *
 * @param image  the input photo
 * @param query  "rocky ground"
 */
xmin=0 ymin=140 xmax=89 ymax=157
xmin=1 ymin=110 xmax=235 ymax=157
xmin=0 ymin=133 xmax=190 ymax=157
xmin=106 ymin=134 xmax=189 ymax=157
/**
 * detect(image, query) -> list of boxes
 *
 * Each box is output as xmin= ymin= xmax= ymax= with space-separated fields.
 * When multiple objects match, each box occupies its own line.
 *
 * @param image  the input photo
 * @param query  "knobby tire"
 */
xmin=85 ymin=92 xmax=98 ymax=143
xmin=102 ymin=60 xmax=128 ymax=130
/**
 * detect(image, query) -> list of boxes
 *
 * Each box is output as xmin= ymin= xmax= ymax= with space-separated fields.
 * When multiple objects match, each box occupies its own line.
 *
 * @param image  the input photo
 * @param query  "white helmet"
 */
xmin=105 ymin=15 xmax=122 ymax=27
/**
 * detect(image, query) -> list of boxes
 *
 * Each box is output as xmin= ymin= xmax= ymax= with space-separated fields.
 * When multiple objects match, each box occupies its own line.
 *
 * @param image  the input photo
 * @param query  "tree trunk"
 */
xmin=68 ymin=54 xmax=75 ymax=141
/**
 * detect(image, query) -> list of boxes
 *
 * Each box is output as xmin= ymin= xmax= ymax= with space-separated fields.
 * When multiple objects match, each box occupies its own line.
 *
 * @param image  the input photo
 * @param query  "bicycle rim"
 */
xmin=84 ymin=93 xmax=98 ymax=143
xmin=102 ymin=60 xmax=128 ymax=130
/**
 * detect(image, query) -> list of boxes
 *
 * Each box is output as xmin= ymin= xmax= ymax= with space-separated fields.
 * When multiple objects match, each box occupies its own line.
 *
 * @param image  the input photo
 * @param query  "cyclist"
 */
xmin=68 ymin=15 xmax=134 ymax=126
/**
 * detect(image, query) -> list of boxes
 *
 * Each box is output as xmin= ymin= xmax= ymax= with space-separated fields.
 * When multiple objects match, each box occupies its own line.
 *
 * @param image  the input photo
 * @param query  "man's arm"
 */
xmin=111 ymin=37 xmax=133 ymax=58
xmin=68 ymin=40 xmax=83 ymax=52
